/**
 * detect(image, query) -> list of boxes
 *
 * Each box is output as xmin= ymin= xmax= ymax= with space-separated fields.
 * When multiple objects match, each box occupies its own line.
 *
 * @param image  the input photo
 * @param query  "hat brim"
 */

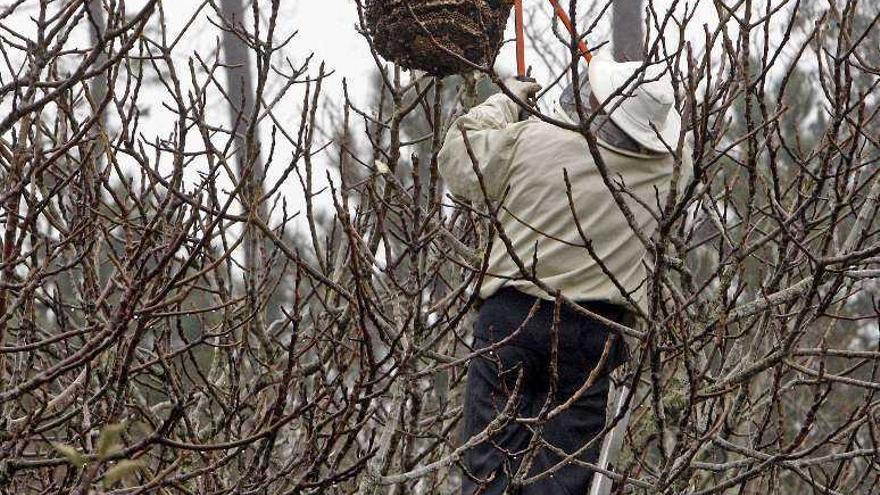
xmin=588 ymin=57 xmax=681 ymax=153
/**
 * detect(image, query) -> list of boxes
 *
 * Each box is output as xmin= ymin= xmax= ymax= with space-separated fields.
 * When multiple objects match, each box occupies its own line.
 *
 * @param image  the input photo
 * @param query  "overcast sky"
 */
xmin=4 ymin=0 xmax=805 ymax=222
xmin=3 ymin=0 xmax=727 ymax=143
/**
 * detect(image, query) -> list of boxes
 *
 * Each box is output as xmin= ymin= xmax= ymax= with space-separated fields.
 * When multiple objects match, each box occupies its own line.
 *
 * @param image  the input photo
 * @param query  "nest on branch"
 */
xmin=365 ymin=0 xmax=513 ymax=77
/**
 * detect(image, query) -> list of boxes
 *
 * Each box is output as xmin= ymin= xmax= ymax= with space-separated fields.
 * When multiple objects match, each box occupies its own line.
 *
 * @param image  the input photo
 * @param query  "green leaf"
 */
xmin=102 ymin=459 xmax=144 ymax=487
xmin=96 ymin=422 xmax=126 ymax=459
xmin=52 ymin=442 xmax=87 ymax=468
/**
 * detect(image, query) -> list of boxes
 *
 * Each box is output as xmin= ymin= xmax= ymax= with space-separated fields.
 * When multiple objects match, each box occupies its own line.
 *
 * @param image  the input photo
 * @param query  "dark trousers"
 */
xmin=461 ymin=288 xmax=626 ymax=495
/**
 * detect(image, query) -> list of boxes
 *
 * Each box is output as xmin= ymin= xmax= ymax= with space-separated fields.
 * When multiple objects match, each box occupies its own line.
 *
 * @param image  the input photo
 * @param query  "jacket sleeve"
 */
xmin=438 ymin=93 xmax=520 ymax=202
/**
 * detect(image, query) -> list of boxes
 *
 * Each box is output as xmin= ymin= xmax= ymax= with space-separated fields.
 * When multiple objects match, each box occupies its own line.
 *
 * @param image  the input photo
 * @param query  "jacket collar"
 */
xmin=552 ymin=101 xmax=665 ymax=160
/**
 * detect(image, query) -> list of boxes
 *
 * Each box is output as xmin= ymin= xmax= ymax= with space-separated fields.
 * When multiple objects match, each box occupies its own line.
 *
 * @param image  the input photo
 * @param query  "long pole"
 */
xmin=514 ymin=0 xmax=527 ymax=77
xmin=548 ymin=0 xmax=592 ymax=64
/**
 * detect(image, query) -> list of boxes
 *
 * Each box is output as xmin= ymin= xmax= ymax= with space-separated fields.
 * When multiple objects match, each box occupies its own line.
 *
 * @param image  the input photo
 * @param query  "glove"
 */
xmin=503 ymin=77 xmax=542 ymax=103
xmin=504 ymin=77 xmax=542 ymax=121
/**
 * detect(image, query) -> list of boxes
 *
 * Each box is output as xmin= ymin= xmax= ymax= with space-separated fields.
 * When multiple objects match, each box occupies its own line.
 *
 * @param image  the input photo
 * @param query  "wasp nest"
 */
xmin=365 ymin=0 xmax=513 ymax=76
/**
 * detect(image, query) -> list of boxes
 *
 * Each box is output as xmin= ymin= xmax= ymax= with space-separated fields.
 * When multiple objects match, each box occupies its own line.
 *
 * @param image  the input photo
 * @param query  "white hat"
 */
xmin=587 ymin=56 xmax=681 ymax=153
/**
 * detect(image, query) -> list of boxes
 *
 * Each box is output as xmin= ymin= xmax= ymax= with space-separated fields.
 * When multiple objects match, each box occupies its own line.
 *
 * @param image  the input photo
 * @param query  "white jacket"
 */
xmin=439 ymin=93 xmax=691 ymax=312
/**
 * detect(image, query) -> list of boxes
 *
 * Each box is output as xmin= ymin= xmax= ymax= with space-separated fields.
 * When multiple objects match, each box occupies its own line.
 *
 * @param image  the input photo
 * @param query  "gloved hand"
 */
xmin=503 ymin=77 xmax=542 ymax=103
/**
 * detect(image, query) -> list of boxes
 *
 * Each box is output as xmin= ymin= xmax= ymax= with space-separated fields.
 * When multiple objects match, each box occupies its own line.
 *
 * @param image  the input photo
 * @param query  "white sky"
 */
xmin=2 ymin=0 xmax=815 ymax=227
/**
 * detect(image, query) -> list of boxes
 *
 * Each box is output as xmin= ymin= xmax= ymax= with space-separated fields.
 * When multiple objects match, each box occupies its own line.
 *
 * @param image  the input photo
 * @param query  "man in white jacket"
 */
xmin=440 ymin=56 xmax=690 ymax=494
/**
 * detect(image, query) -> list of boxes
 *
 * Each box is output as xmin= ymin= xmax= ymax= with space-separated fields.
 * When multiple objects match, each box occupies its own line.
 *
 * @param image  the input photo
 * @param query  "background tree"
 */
xmin=0 ymin=0 xmax=878 ymax=493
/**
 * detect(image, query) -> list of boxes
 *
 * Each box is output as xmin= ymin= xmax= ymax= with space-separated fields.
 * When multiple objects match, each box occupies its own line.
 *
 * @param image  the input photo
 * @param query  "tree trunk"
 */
xmin=87 ymin=0 xmax=108 ymax=122
xmin=220 ymin=0 xmax=267 ymax=342
xmin=220 ymin=0 xmax=266 ymax=332
xmin=612 ymin=0 xmax=643 ymax=61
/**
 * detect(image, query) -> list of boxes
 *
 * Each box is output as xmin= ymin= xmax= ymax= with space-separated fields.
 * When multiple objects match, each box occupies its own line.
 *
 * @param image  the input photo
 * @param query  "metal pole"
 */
xmin=612 ymin=0 xmax=643 ymax=61
xmin=589 ymin=380 xmax=633 ymax=495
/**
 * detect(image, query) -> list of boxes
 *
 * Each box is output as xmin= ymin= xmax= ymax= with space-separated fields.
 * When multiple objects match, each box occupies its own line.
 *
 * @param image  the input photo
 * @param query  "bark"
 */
xmin=219 ymin=0 xmax=266 ymax=318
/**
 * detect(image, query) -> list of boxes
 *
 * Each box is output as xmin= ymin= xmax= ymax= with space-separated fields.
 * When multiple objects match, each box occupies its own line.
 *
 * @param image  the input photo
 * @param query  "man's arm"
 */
xmin=438 ymin=81 xmax=540 ymax=202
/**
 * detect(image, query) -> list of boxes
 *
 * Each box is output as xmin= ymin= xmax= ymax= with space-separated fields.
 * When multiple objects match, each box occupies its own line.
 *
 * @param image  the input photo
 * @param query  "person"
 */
xmin=439 ymin=55 xmax=691 ymax=495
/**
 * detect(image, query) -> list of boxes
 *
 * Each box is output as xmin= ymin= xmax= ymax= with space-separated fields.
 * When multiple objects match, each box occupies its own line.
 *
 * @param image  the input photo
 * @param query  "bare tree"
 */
xmin=0 ymin=0 xmax=878 ymax=493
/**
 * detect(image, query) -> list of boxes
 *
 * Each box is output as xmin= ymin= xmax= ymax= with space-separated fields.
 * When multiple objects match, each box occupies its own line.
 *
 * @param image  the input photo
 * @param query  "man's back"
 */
xmin=440 ymin=93 xmax=686 ymax=311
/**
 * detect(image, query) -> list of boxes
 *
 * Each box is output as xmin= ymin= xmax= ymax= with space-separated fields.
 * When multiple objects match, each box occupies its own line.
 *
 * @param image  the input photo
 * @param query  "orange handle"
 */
xmin=514 ymin=0 xmax=527 ymax=77
xmin=547 ymin=0 xmax=592 ymax=64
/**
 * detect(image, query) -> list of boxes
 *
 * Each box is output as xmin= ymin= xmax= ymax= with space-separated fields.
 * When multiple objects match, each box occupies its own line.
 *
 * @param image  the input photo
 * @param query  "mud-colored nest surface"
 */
xmin=365 ymin=0 xmax=513 ymax=76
